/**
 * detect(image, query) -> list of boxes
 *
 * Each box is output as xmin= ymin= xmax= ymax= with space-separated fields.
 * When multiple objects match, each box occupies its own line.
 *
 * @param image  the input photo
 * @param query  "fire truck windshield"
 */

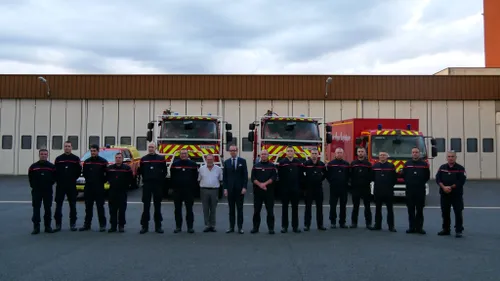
xmin=371 ymin=135 xmax=427 ymax=159
xmin=160 ymin=120 xmax=218 ymax=139
xmin=263 ymin=121 xmax=320 ymax=140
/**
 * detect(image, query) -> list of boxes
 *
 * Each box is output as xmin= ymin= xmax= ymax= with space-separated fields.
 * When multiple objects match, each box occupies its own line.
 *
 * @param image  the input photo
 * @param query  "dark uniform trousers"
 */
xmin=32 ymin=187 xmax=53 ymax=227
xmin=84 ymin=184 xmax=106 ymax=227
xmin=253 ymin=186 xmax=275 ymax=230
xmin=441 ymin=192 xmax=464 ymax=232
xmin=281 ymin=189 xmax=300 ymax=229
xmin=329 ymin=187 xmax=348 ymax=225
xmin=406 ymin=188 xmax=426 ymax=231
xmin=141 ymin=183 xmax=163 ymax=227
xmin=228 ymin=192 xmax=245 ymax=229
xmin=351 ymin=186 xmax=372 ymax=225
xmin=173 ymin=188 xmax=194 ymax=228
xmin=54 ymin=183 xmax=77 ymax=225
xmin=374 ymin=195 xmax=394 ymax=228
xmin=109 ymin=189 xmax=127 ymax=227
xmin=304 ymin=185 xmax=323 ymax=227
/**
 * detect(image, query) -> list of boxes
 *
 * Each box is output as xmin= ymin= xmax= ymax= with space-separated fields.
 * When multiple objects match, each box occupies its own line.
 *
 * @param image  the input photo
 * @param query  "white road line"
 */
xmin=0 ymin=200 xmax=499 ymax=209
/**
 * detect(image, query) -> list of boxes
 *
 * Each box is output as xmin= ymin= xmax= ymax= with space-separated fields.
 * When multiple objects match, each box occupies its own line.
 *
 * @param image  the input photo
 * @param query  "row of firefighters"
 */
xmin=27 ymin=142 xmax=466 ymax=237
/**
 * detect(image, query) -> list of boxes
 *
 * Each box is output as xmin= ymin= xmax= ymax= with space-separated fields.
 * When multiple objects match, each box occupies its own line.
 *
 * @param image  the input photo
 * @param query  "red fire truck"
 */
xmin=146 ymin=109 xmax=233 ymax=198
xmin=247 ymin=110 xmax=333 ymax=164
xmin=324 ymin=118 xmax=437 ymax=197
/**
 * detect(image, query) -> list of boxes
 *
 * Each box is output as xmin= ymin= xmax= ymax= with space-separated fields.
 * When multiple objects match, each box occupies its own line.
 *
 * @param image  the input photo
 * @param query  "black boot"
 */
xmin=155 ymin=224 xmax=164 ymax=234
xmin=118 ymin=226 xmax=125 ymax=233
xmin=79 ymin=225 xmax=91 ymax=231
xmin=108 ymin=226 xmax=117 ymax=233
xmin=70 ymin=224 xmax=77 ymax=232
xmin=438 ymin=229 xmax=451 ymax=236
xmin=139 ymin=226 xmax=148 ymax=234
xmin=31 ymin=224 xmax=40 ymax=235
xmin=45 ymin=225 xmax=54 ymax=233
xmin=54 ymin=223 xmax=62 ymax=232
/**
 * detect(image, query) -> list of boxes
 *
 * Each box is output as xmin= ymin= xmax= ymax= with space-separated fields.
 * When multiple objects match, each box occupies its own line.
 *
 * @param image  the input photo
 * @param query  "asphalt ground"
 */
xmin=1 ymin=176 xmax=500 ymax=281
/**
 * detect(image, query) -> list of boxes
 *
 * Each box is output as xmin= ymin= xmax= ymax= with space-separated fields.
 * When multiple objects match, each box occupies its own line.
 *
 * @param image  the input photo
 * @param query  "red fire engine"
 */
xmin=324 ymin=118 xmax=438 ymax=197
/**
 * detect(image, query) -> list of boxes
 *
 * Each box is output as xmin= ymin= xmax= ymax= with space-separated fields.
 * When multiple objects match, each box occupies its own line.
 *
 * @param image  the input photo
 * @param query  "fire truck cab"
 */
xmin=146 ymin=109 xmax=233 ymax=198
xmin=325 ymin=118 xmax=438 ymax=197
xmin=247 ymin=110 xmax=333 ymax=165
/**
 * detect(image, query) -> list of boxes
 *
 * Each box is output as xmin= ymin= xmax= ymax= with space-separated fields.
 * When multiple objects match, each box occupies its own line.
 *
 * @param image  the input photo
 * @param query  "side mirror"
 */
xmin=147 ymin=122 xmax=154 ymax=130
xmin=249 ymin=123 xmax=255 ymax=130
xmin=123 ymin=158 xmax=131 ymax=162
xmin=326 ymin=133 xmax=332 ymax=144
xmin=146 ymin=131 xmax=153 ymax=142
xmin=248 ymin=131 xmax=254 ymax=142
xmin=355 ymin=138 xmax=362 ymax=145
xmin=431 ymin=147 xmax=438 ymax=158
xmin=325 ymin=125 xmax=332 ymax=133
xmin=225 ymin=123 xmax=232 ymax=130
xmin=225 ymin=132 xmax=233 ymax=142
xmin=430 ymin=138 xmax=436 ymax=146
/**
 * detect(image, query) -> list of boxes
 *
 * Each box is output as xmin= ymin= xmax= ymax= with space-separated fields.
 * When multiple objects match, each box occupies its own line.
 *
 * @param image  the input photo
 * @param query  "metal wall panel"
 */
xmin=34 ymin=100 xmax=51 ymax=162
xmin=50 ymin=100 xmax=66 ymax=160
xmin=201 ymin=100 xmax=220 ymax=116
xmin=3 ymin=75 xmax=500 ymax=100
xmin=186 ymin=100 xmax=202 ymax=115
xmin=447 ymin=101 xmax=465 ymax=172
xmin=18 ymin=100 xmax=35 ymax=175
xmin=379 ymin=101 xmax=395 ymax=118
xmin=479 ymin=101 xmax=497 ymax=178
xmin=170 ymin=100 xmax=186 ymax=115
xmin=86 ymin=101 xmax=103 ymax=149
xmin=395 ymin=101 xmax=411 ymax=118
xmin=341 ymin=101 xmax=358 ymax=119
xmin=152 ymin=100 xmax=169 ymax=121
xmin=103 ymin=101 xmax=118 ymax=146
xmin=223 ymin=101 xmax=240 ymax=162
xmin=271 ymin=100 xmax=289 ymax=116
xmin=133 ymin=101 xmax=150 ymax=151
xmin=239 ymin=101 xmax=255 ymax=171
xmin=0 ymin=100 xmax=17 ymax=174
xmin=430 ymin=101 xmax=448 ymax=175
xmin=66 ymin=101 xmax=83 ymax=155
xmin=362 ymin=101 xmax=378 ymax=117
xmin=325 ymin=101 xmax=341 ymax=122
xmin=464 ymin=101 xmax=481 ymax=179
xmin=409 ymin=101 xmax=433 ymax=176
xmin=291 ymin=101 xmax=309 ymax=116
xmin=118 ymin=100 xmax=135 ymax=146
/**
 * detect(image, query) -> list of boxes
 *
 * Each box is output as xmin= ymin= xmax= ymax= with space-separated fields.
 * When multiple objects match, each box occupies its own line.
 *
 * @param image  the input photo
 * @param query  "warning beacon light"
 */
xmin=300 ymin=114 xmax=305 ymax=117
xmin=377 ymin=124 xmax=382 ymax=130
xmin=207 ymin=113 xmax=212 ymax=116
xmin=174 ymin=112 xmax=179 ymax=116
xmin=407 ymin=124 xmax=411 ymax=130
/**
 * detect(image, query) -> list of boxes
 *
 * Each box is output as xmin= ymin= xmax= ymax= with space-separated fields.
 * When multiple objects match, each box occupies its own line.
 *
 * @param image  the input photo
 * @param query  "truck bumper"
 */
xmin=370 ymin=183 xmax=429 ymax=197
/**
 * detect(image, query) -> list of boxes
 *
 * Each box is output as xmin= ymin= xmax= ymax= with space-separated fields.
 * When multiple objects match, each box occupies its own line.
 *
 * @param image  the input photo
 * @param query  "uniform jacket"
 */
xmin=303 ymin=159 xmax=326 ymax=188
xmin=107 ymin=163 xmax=134 ymax=192
xmin=138 ymin=153 xmax=167 ymax=184
xmin=350 ymin=159 xmax=373 ymax=188
xmin=372 ymin=161 xmax=397 ymax=197
xmin=402 ymin=159 xmax=430 ymax=193
xmin=435 ymin=163 xmax=467 ymax=195
xmin=170 ymin=159 xmax=199 ymax=189
xmin=251 ymin=161 xmax=277 ymax=189
xmin=54 ymin=153 xmax=81 ymax=185
xmin=28 ymin=160 xmax=56 ymax=189
xmin=223 ymin=157 xmax=248 ymax=193
xmin=277 ymin=157 xmax=304 ymax=192
xmin=326 ymin=159 xmax=350 ymax=190
xmin=82 ymin=156 xmax=108 ymax=186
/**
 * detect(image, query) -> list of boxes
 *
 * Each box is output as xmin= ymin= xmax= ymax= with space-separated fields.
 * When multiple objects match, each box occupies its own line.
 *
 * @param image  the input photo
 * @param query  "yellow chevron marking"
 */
xmin=376 ymin=130 xmax=381 ymax=135
xmin=390 ymin=130 xmax=396 ymax=135
xmin=382 ymin=131 xmax=389 ymax=135
xmin=401 ymin=131 xmax=407 ymax=135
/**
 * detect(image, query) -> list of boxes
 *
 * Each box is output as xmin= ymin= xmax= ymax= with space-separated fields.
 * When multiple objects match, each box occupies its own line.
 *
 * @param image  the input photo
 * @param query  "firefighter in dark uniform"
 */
xmin=28 ymin=149 xmax=57 ymax=234
xmin=402 ymin=147 xmax=430 ymax=234
xmin=436 ymin=150 xmax=467 ymax=238
xmin=349 ymin=147 xmax=374 ymax=229
xmin=79 ymin=144 xmax=108 ymax=232
xmin=171 ymin=148 xmax=199 ymax=233
xmin=277 ymin=146 xmax=304 ymax=233
xmin=250 ymin=150 xmax=277 ymax=234
xmin=53 ymin=141 xmax=82 ymax=232
xmin=106 ymin=152 xmax=133 ymax=233
xmin=139 ymin=142 xmax=167 ymax=234
xmin=370 ymin=151 xmax=397 ymax=232
xmin=303 ymin=148 xmax=327 ymax=231
xmin=326 ymin=147 xmax=350 ymax=229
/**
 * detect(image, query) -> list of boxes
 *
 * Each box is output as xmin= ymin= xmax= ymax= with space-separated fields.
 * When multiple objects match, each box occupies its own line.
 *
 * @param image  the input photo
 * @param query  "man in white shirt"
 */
xmin=198 ymin=154 xmax=223 ymax=232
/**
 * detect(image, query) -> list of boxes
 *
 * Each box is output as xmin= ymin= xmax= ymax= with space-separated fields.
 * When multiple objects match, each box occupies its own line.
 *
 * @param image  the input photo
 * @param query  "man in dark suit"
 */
xmin=223 ymin=145 xmax=248 ymax=234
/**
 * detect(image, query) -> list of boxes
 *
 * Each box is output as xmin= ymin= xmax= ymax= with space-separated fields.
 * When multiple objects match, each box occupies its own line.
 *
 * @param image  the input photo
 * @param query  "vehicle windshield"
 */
xmin=81 ymin=150 xmax=119 ymax=162
xmin=371 ymin=135 xmax=427 ymax=159
xmin=160 ymin=120 xmax=218 ymax=139
xmin=263 ymin=120 xmax=320 ymax=140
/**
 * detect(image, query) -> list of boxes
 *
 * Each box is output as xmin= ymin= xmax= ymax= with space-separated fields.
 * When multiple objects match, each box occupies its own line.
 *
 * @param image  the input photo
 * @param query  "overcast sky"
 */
xmin=0 ymin=0 xmax=485 ymax=75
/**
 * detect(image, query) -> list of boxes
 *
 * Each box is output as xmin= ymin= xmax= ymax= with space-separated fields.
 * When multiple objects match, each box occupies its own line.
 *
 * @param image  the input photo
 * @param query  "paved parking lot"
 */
xmin=1 ymin=176 xmax=499 ymax=281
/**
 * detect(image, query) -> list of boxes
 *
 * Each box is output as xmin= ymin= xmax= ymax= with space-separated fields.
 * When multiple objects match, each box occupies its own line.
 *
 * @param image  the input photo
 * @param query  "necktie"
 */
xmin=232 ymin=158 xmax=236 ymax=170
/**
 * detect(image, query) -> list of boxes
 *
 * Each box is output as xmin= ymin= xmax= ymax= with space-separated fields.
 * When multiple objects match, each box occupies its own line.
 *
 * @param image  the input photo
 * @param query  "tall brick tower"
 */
xmin=484 ymin=0 xmax=500 ymax=67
